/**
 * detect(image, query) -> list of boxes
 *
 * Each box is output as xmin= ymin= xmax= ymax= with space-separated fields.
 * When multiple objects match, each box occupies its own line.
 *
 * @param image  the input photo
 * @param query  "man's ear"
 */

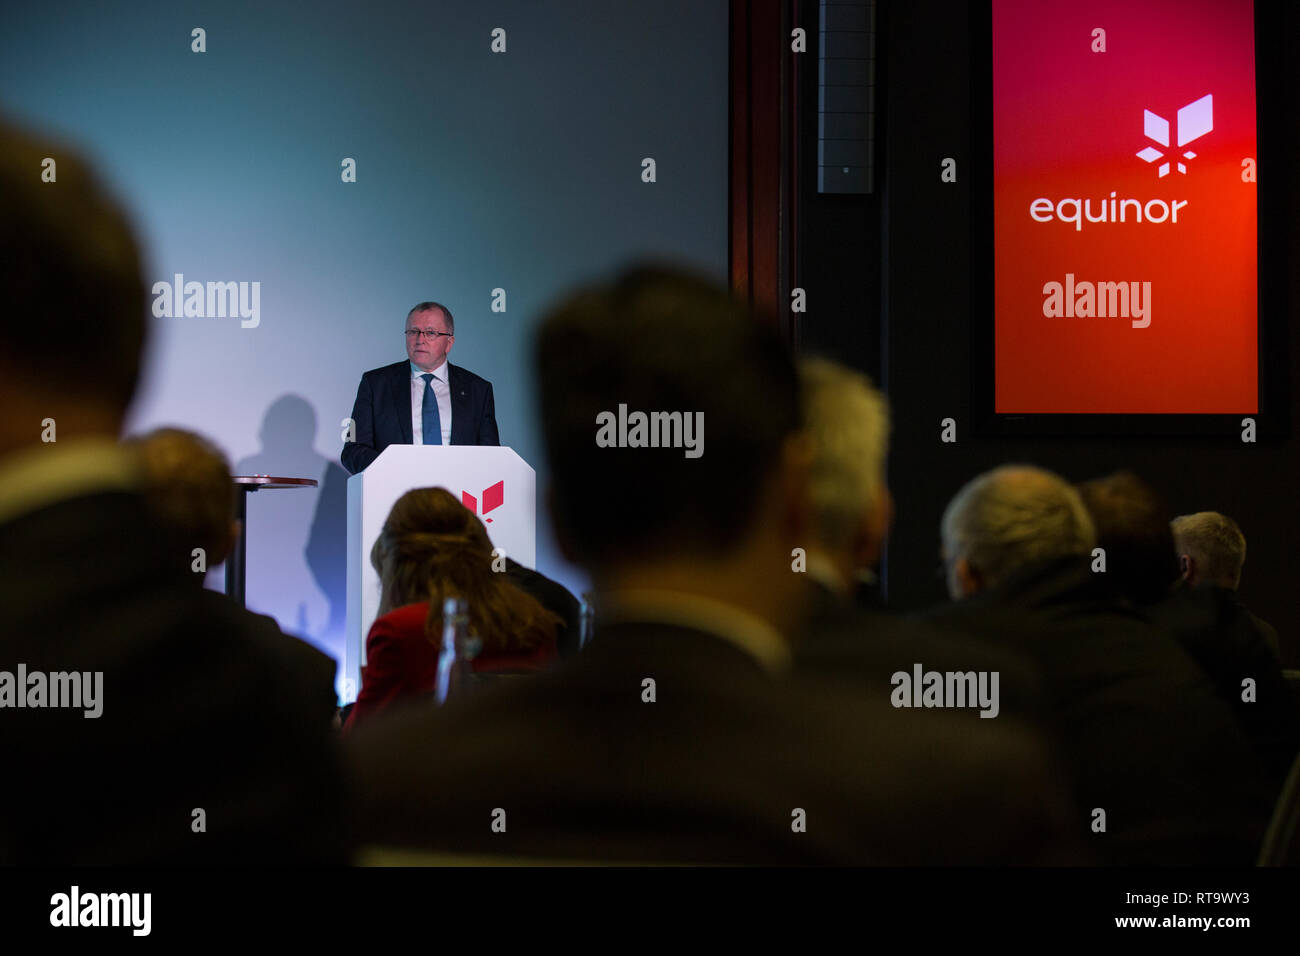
xmin=776 ymin=431 xmax=814 ymax=543
xmin=855 ymin=484 xmax=893 ymax=569
xmin=1178 ymin=553 xmax=1192 ymax=582
xmin=955 ymin=556 xmax=982 ymax=598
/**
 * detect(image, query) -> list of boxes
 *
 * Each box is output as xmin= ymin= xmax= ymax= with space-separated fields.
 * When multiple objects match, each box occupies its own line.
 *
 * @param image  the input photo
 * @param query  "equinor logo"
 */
xmin=1135 ymin=94 xmax=1212 ymax=178
xmin=462 ymin=481 xmax=504 ymax=523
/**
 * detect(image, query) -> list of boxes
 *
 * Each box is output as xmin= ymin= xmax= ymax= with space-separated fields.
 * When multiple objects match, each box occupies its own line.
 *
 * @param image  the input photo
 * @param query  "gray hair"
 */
xmin=407 ymin=301 xmax=454 ymax=335
xmin=1171 ymin=511 xmax=1246 ymax=589
xmin=942 ymin=465 xmax=1096 ymax=588
xmin=799 ymin=357 xmax=891 ymax=549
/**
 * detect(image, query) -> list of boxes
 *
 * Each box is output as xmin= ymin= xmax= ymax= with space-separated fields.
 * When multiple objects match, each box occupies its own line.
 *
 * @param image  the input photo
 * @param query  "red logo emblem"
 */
xmin=462 ymin=480 xmax=504 ymax=522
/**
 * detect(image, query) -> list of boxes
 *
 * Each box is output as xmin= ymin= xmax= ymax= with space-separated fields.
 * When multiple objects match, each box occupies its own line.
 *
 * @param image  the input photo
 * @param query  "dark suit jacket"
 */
xmin=504 ymin=558 xmax=582 ymax=658
xmin=0 ymin=490 xmax=349 ymax=865
xmin=794 ymin=578 xmax=1049 ymax=724
xmin=851 ymin=569 xmax=886 ymax=611
xmin=1147 ymin=586 xmax=1300 ymax=786
xmin=347 ymin=616 xmax=1081 ymax=864
xmin=925 ymin=556 xmax=1276 ymax=866
xmin=1250 ymin=611 xmax=1281 ymax=660
xmin=341 ymin=360 xmax=500 ymax=474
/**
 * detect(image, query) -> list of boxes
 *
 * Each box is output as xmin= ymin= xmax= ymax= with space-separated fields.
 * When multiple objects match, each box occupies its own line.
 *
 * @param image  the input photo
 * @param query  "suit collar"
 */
xmin=409 ymin=359 xmax=448 ymax=382
xmin=448 ymin=364 xmax=471 ymax=445
xmin=389 ymin=363 xmax=413 ymax=444
xmin=593 ymin=588 xmax=792 ymax=675
xmin=583 ymin=619 xmax=773 ymax=679
xmin=393 ymin=360 xmax=469 ymax=445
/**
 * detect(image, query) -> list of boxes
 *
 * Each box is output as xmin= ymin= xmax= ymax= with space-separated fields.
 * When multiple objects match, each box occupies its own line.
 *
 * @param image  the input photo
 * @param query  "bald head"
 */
xmin=941 ymin=465 xmax=1096 ymax=599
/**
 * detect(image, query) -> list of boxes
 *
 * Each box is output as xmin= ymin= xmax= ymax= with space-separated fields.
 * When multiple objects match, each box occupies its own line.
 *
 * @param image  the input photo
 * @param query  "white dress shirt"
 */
xmin=410 ymin=360 xmax=452 ymax=446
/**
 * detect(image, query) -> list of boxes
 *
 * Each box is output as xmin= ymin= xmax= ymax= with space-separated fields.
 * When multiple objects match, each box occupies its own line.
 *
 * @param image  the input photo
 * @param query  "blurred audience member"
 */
xmin=1175 ymin=512 xmax=1248 ymax=589
xmin=1171 ymin=511 xmax=1279 ymax=655
xmin=0 ymin=117 xmax=346 ymax=864
xmin=1150 ymin=512 xmax=1299 ymax=784
xmin=1076 ymin=470 xmax=1180 ymax=605
xmin=792 ymin=358 xmax=1046 ymax=719
xmin=125 ymin=426 xmax=238 ymax=581
xmin=347 ymin=266 xmax=1078 ymax=864
xmin=940 ymin=466 xmax=1097 ymax=601
xmin=931 ymin=465 xmax=1274 ymax=865
xmin=798 ymin=357 xmax=892 ymax=609
xmin=344 ymin=488 xmax=559 ymax=729
xmin=127 ymin=425 xmax=340 ymax=727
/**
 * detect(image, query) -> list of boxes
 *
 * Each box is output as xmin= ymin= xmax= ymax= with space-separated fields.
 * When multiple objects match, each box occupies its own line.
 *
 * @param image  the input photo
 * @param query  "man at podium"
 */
xmin=341 ymin=302 xmax=500 ymax=474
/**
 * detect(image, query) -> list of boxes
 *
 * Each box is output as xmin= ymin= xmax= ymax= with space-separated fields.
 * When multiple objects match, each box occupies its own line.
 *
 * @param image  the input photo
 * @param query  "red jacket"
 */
xmin=343 ymin=601 xmax=555 ymax=730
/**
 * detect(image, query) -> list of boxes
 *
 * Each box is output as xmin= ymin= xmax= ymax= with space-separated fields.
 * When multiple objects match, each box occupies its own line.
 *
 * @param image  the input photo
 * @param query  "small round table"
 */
xmin=225 ymin=475 xmax=319 ymax=606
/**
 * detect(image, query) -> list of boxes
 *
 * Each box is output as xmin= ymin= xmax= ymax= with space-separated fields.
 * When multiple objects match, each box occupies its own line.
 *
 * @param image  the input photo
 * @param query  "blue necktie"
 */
xmin=421 ymin=372 xmax=443 ymax=445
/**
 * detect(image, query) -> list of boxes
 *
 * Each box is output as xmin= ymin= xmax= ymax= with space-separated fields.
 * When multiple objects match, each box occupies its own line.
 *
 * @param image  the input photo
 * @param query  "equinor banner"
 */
xmin=993 ymin=0 xmax=1258 ymax=414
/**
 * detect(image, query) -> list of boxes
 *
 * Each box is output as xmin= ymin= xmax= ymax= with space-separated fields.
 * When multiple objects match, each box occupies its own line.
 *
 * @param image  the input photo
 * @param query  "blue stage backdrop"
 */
xmin=2 ymin=0 xmax=728 ymax=683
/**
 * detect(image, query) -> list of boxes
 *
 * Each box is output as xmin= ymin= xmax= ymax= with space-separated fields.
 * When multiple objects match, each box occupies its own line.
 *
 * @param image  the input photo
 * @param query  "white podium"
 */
xmin=343 ymin=445 xmax=536 ymax=703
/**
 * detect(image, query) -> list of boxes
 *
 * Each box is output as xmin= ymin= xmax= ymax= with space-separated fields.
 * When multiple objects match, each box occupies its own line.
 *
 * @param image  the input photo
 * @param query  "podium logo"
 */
xmin=1136 ymin=94 xmax=1212 ymax=178
xmin=462 ymin=480 xmax=504 ymax=523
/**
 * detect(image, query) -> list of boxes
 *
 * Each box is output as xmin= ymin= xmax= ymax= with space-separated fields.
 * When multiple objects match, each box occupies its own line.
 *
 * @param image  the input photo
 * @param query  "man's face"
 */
xmin=405 ymin=308 xmax=454 ymax=371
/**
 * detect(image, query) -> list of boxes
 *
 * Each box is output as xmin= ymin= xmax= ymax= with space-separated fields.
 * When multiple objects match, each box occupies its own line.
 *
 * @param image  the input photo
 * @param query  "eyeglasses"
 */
xmin=405 ymin=329 xmax=452 ymax=341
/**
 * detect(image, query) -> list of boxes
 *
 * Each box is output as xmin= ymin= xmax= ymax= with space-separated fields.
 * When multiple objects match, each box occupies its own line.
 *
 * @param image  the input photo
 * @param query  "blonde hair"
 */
xmin=1171 ymin=511 xmax=1247 ymax=589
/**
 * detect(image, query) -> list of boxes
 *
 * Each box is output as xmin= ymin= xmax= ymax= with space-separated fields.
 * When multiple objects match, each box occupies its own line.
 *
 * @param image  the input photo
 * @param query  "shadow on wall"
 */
xmin=235 ymin=394 xmax=347 ymax=664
